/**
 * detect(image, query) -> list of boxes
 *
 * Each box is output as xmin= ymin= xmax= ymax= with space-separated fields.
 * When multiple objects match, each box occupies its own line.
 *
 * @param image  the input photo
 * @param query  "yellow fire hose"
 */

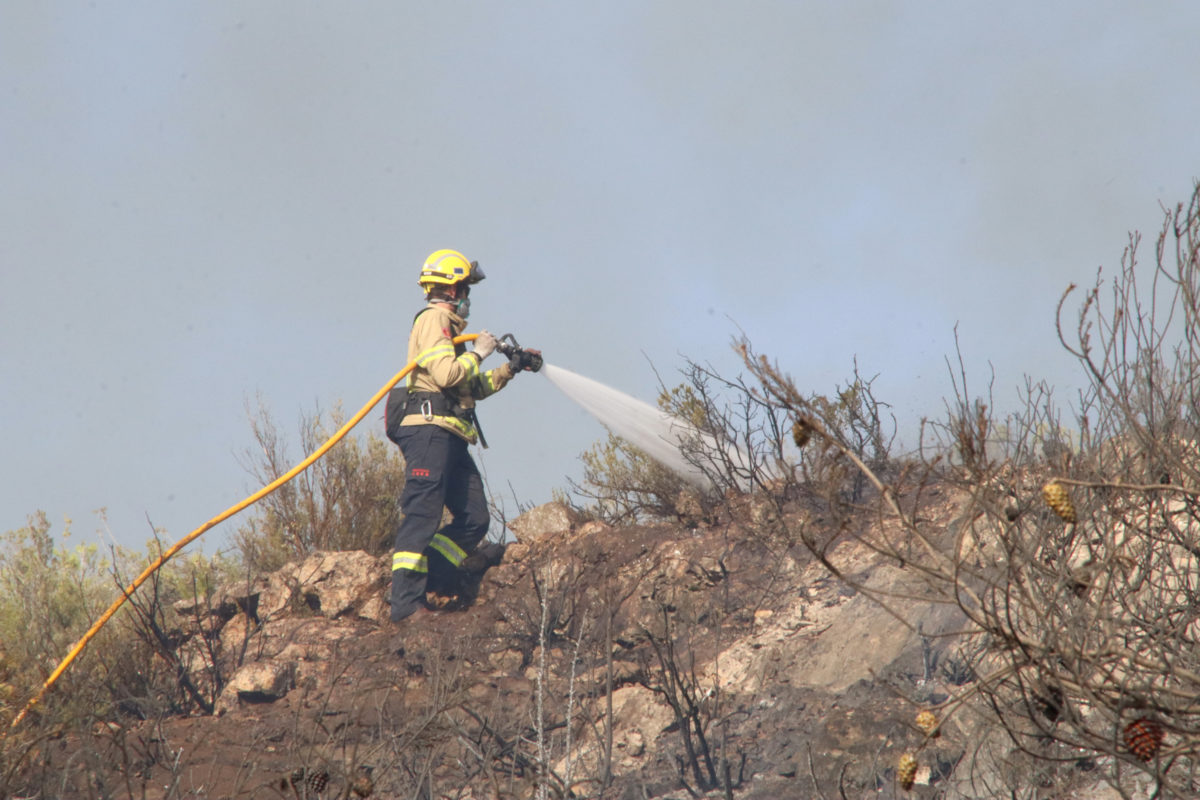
xmin=8 ymin=333 xmax=479 ymax=731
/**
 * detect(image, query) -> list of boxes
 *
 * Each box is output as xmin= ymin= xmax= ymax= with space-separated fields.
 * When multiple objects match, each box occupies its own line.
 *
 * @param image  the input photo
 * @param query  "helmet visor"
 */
xmin=467 ymin=261 xmax=486 ymax=284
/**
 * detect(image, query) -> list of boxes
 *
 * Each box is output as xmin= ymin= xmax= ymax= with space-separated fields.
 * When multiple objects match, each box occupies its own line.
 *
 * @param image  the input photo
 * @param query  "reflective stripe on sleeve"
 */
xmin=393 ymin=551 xmax=429 ymax=573
xmin=415 ymin=343 xmax=456 ymax=367
xmin=455 ymin=352 xmax=481 ymax=378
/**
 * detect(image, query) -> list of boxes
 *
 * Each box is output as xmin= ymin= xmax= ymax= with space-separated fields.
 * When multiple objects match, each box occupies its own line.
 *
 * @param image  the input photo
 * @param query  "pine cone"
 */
xmin=351 ymin=765 xmax=375 ymax=798
xmin=1124 ymin=718 xmax=1164 ymax=761
xmin=288 ymin=768 xmax=330 ymax=797
xmin=1041 ymin=481 xmax=1077 ymax=523
xmin=915 ymin=710 xmax=939 ymax=737
xmin=792 ymin=418 xmax=813 ymax=449
xmin=307 ymin=769 xmax=329 ymax=794
xmin=897 ymin=753 xmax=918 ymax=790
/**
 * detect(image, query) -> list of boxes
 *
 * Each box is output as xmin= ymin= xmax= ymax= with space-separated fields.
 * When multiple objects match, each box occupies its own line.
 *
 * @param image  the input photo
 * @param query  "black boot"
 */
xmin=437 ymin=542 xmax=507 ymax=610
xmin=460 ymin=541 xmax=507 ymax=573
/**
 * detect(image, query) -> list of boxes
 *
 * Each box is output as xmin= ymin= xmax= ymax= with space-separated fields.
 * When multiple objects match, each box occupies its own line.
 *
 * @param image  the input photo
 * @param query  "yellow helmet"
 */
xmin=418 ymin=249 xmax=486 ymax=291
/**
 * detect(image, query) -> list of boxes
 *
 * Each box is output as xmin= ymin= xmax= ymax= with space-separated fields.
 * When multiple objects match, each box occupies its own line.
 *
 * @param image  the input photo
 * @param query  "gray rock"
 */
xmin=508 ymin=501 xmax=581 ymax=544
xmin=215 ymin=660 xmax=295 ymax=714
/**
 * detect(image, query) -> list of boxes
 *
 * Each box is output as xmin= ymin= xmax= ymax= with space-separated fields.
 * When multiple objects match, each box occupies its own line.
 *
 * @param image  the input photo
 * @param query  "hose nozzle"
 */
xmin=496 ymin=333 xmax=543 ymax=373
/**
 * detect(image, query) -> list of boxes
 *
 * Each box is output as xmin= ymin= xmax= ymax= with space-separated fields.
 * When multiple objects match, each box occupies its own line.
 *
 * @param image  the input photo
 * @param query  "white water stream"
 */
xmin=542 ymin=363 xmax=755 ymax=492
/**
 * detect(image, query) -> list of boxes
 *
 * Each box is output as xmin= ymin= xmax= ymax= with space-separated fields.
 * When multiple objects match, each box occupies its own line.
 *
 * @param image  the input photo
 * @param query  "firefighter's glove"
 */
xmin=473 ymin=330 xmax=498 ymax=360
xmin=509 ymin=347 xmax=543 ymax=373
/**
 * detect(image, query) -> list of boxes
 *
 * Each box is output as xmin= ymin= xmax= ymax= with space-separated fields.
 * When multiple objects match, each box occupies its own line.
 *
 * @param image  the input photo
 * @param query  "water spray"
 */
xmin=541 ymin=363 xmax=758 ymax=492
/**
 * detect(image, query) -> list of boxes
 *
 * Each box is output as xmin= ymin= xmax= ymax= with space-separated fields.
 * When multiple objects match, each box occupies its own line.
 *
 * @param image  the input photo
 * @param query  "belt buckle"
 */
xmin=420 ymin=398 xmax=434 ymax=421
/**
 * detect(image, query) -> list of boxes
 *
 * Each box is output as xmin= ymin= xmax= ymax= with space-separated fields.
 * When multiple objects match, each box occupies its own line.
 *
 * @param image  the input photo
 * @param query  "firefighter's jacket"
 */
xmin=399 ymin=304 xmax=513 ymax=444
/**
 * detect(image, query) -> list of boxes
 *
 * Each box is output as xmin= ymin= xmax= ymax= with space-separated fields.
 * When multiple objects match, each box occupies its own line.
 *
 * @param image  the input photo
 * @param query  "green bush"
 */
xmin=575 ymin=430 xmax=690 ymax=524
xmin=0 ymin=513 xmax=124 ymax=727
xmin=233 ymin=398 xmax=407 ymax=572
xmin=570 ymin=378 xmax=722 ymax=525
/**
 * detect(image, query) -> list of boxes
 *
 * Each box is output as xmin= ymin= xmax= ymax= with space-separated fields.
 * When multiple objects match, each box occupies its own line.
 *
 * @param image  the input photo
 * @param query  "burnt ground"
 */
xmin=10 ymin=491 xmax=988 ymax=800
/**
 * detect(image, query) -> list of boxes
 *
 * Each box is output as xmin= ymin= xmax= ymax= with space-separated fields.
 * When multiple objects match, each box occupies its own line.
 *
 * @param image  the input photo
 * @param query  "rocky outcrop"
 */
xmin=174 ymin=549 xmax=388 ymax=625
xmin=70 ymin=496 xmax=1124 ymax=798
xmin=506 ymin=500 xmax=580 ymax=544
xmin=216 ymin=659 xmax=295 ymax=715
xmin=170 ymin=549 xmax=390 ymax=711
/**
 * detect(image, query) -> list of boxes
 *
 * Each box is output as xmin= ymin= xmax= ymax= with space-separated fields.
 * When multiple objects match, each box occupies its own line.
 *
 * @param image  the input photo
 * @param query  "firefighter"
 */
xmin=386 ymin=249 xmax=529 ymax=622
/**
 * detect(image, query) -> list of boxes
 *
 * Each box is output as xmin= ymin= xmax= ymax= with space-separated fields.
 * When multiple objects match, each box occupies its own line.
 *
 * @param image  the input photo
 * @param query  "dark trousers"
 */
xmin=390 ymin=424 xmax=489 ymax=621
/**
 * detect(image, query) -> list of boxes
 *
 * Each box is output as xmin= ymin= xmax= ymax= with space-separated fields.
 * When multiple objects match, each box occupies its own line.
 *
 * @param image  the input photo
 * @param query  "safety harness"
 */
xmin=384 ymin=308 xmax=489 ymax=447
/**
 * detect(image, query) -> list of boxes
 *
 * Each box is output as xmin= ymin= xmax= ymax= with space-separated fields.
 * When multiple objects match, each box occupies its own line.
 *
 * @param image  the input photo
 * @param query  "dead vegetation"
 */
xmin=738 ymin=181 xmax=1200 ymax=798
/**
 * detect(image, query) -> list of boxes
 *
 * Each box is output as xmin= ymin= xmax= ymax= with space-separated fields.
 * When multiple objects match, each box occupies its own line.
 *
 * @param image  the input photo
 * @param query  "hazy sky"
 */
xmin=3 ymin=2 xmax=1198 ymax=552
